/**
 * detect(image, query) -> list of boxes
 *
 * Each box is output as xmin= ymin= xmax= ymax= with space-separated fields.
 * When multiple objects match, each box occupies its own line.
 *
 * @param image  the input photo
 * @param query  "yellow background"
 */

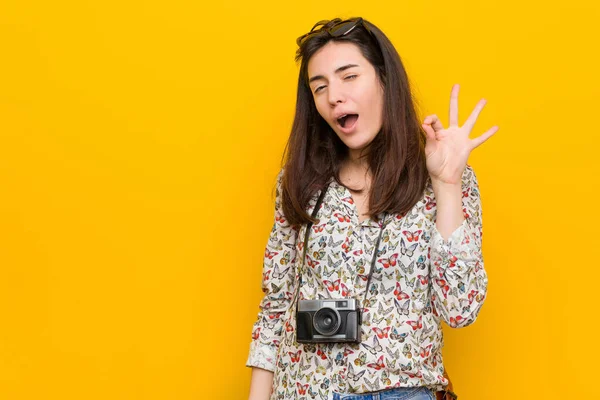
xmin=1 ymin=1 xmax=598 ymax=399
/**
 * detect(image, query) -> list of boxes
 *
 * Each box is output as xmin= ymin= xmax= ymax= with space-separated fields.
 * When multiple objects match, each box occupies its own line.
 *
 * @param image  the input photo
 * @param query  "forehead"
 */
xmin=307 ymin=41 xmax=368 ymax=76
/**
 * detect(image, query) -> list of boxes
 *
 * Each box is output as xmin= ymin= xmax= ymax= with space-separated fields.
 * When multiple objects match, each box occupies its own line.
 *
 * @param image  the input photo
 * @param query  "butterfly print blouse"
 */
xmin=246 ymin=165 xmax=487 ymax=399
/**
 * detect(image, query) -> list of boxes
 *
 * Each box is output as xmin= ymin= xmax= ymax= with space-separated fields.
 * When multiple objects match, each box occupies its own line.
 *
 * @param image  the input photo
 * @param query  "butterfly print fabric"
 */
xmin=246 ymin=165 xmax=487 ymax=399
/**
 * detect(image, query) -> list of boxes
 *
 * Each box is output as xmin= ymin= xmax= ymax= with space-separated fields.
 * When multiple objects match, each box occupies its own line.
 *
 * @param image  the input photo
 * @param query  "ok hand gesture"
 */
xmin=422 ymin=84 xmax=499 ymax=185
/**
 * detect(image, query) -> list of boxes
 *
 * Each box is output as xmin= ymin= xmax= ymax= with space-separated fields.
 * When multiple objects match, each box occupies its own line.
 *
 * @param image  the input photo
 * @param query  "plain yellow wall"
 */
xmin=1 ymin=1 xmax=598 ymax=399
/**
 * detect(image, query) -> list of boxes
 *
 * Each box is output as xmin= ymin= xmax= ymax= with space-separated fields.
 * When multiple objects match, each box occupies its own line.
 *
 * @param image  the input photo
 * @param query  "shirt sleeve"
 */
xmin=246 ymin=168 xmax=299 ymax=371
xmin=428 ymin=164 xmax=488 ymax=328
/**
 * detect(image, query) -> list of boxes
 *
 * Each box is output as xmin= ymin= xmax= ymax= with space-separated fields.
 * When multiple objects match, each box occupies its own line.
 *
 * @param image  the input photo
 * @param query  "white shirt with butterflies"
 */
xmin=246 ymin=165 xmax=487 ymax=399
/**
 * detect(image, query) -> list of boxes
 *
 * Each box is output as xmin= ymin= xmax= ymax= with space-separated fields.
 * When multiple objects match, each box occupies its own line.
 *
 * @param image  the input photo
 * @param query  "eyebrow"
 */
xmin=308 ymin=64 xmax=360 ymax=84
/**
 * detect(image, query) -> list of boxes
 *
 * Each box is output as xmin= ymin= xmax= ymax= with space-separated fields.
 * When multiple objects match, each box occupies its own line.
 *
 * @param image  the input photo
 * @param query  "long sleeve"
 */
xmin=246 ymin=169 xmax=299 ymax=371
xmin=429 ymin=165 xmax=488 ymax=328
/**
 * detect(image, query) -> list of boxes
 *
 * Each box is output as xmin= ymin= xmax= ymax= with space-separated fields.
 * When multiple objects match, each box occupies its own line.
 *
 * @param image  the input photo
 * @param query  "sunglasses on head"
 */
xmin=296 ymin=17 xmax=376 ymax=47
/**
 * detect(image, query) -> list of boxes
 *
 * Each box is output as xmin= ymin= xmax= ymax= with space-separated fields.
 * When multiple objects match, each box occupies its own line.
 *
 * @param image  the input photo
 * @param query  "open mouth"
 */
xmin=336 ymin=114 xmax=359 ymax=130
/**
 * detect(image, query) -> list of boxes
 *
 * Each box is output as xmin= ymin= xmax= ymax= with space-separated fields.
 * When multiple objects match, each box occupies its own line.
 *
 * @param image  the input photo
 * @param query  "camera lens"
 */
xmin=313 ymin=307 xmax=341 ymax=336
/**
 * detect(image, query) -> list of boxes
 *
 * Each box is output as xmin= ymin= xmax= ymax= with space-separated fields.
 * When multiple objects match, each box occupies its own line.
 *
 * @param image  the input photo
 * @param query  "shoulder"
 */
xmin=274 ymin=167 xmax=286 ymax=194
xmin=276 ymin=167 xmax=285 ymax=184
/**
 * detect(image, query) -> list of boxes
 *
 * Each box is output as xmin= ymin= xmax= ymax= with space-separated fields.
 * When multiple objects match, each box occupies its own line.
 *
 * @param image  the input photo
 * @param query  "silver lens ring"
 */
xmin=313 ymin=307 xmax=341 ymax=336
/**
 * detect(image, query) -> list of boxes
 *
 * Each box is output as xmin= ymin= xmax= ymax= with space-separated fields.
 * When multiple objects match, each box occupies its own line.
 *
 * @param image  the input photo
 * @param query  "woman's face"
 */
xmin=307 ymin=41 xmax=384 ymax=157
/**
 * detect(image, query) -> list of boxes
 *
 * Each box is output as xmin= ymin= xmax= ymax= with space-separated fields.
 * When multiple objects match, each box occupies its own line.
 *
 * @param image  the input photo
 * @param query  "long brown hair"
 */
xmin=281 ymin=17 xmax=429 ymax=228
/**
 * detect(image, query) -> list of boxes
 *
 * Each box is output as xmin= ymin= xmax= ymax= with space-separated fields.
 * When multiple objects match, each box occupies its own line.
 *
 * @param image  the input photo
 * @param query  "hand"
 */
xmin=422 ymin=84 xmax=499 ymax=185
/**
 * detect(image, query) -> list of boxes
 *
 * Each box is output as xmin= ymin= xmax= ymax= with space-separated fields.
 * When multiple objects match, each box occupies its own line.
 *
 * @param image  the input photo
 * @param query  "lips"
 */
xmin=335 ymin=113 xmax=359 ymax=134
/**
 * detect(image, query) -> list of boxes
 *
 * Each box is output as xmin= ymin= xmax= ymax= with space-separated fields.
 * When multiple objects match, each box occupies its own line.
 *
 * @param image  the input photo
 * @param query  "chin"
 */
xmin=341 ymin=136 xmax=374 ymax=152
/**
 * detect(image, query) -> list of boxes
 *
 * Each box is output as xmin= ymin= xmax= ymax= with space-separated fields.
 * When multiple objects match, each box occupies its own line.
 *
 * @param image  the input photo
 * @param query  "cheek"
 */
xmin=360 ymin=87 xmax=384 ymax=132
xmin=369 ymin=87 xmax=384 ymax=120
xmin=359 ymin=82 xmax=381 ymax=109
xmin=314 ymin=99 xmax=330 ymax=122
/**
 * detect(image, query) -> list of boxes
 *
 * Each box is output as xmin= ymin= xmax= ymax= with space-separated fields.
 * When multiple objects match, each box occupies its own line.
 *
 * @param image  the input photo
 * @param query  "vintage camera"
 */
xmin=296 ymin=299 xmax=362 ymax=343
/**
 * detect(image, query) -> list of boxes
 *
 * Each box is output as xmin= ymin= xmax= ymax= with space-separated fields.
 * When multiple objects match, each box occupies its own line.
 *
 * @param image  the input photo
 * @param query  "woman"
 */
xmin=246 ymin=17 xmax=497 ymax=400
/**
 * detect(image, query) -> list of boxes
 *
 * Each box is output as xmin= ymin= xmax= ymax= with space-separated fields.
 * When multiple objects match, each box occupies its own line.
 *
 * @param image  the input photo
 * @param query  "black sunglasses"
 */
xmin=296 ymin=17 xmax=375 ymax=47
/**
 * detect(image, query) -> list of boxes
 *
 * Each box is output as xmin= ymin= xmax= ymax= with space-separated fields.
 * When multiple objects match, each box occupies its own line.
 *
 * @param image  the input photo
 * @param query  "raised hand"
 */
xmin=422 ymin=84 xmax=499 ymax=185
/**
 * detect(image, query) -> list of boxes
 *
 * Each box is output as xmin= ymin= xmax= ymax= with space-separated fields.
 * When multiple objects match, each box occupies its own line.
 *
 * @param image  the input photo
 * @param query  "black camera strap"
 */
xmin=294 ymin=182 xmax=389 ymax=306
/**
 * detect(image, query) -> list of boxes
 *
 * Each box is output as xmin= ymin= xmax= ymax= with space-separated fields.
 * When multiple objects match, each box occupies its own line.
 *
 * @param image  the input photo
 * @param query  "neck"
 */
xmin=347 ymin=147 xmax=370 ymax=170
xmin=341 ymin=150 xmax=372 ymax=191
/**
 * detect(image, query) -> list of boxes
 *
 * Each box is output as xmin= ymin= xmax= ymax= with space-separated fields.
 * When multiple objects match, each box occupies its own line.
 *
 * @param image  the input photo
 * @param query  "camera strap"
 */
xmin=294 ymin=182 xmax=389 ymax=305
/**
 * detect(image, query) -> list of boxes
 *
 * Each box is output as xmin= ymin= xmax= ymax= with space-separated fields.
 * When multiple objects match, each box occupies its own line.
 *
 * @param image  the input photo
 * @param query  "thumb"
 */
xmin=422 ymin=123 xmax=436 ymax=141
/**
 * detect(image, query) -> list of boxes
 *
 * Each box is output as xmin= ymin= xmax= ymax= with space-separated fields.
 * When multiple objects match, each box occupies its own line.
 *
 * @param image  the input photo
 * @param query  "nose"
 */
xmin=327 ymin=81 xmax=346 ymax=106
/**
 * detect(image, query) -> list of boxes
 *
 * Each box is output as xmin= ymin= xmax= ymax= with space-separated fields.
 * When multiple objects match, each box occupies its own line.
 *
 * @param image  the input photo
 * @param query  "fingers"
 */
xmin=422 ymin=122 xmax=437 ymax=141
xmin=463 ymin=98 xmax=487 ymax=132
xmin=423 ymin=114 xmax=444 ymax=132
xmin=449 ymin=84 xmax=460 ymax=127
xmin=471 ymin=125 xmax=499 ymax=149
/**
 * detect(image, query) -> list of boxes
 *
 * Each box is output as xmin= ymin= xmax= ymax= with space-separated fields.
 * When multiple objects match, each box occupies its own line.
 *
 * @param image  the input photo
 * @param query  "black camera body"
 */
xmin=296 ymin=298 xmax=362 ymax=343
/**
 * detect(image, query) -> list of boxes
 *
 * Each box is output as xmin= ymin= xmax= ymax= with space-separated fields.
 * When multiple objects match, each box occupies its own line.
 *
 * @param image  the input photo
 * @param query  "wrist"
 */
xmin=430 ymin=176 xmax=461 ymax=190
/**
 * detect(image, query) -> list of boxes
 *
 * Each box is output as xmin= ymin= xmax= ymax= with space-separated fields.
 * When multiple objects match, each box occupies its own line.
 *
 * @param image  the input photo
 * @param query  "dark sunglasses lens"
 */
xmin=329 ymin=20 xmax=358 ymax=37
